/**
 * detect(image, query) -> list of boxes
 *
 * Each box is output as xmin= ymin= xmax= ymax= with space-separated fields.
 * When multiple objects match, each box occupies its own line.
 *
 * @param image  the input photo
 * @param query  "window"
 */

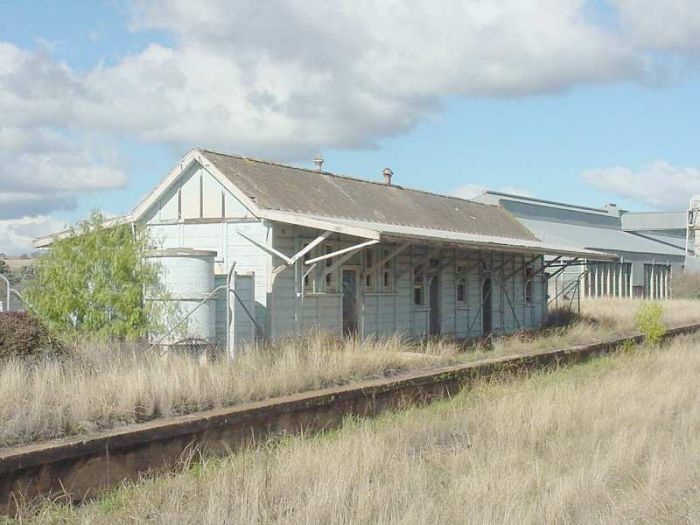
xmin=364 ymin=248 xmax=375 ymax=290
xmin=456 ymin=265 xmax=467 ymax=304
xmin=382 ymin=248 xmax=394 ymax=292
xmin=414 ymin=264 xmax=424 ymax=305
xmin=524 ymin=266 xmax=534 ymax=304
xmin=302 ymin=243 xmax=313 ymax=292
xmin=323 ymin=245 xmax=336 ymax=291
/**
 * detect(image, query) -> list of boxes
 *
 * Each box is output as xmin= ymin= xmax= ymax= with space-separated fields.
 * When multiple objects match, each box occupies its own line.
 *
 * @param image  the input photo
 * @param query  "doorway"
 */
xmin=342 ymin=269 xmax=359 ymax=335
xmin=429 ymin=274 xmax=440 ymax=335
xmin=482 ymin=277 xmax=492 ymax=334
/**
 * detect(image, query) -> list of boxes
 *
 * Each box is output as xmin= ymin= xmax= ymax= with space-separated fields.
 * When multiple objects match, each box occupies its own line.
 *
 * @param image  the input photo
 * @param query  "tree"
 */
xmin=25 ymin=211 xmax=167 ymax=340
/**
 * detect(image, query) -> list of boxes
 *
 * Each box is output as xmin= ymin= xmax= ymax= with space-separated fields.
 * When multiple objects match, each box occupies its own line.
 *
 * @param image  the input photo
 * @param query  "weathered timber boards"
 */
xmin=1 ymin=323 xmax=698 ymax=513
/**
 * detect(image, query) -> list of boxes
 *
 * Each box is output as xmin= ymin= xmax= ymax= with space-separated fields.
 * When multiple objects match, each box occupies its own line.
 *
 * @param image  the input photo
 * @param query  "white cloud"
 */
xmin=0 ymin=216 xmax=68 ymax=255
xmin=452 ymin=184 xmax=533 ymax=200
xmin=581 ymin=161 xmax=700 ymax=210
xmin=0 ymin=2 xmax=650 ymax=159
xmin=0 ymin=44 xmax=126 ymax=220
xmin=2 ymin=0 xmax=700 ymax=222
xmin=613 ymin=0 xmax=700 ymax=53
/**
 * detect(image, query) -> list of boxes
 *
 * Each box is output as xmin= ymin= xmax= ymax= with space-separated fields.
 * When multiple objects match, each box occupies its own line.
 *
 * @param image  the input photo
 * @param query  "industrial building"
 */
xmin=37 ymin=149 xmax=608 ymax=351
xmin=474 ymin=192 xmax=687 ymax=305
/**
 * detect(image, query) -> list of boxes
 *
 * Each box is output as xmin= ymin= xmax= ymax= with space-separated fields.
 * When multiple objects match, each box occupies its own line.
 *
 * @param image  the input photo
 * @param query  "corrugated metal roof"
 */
xmin=630 ymin=232 xmax=686 ymax=251
xmin=621 ymin=211 xmax=687 ymax=231
xmin=200 ymin=150 xmax=537 ymax=242
xmin=271 ymin=212 xmax=614 ymax=259
xmin=518 ymin=218 xmax=685 ymax=258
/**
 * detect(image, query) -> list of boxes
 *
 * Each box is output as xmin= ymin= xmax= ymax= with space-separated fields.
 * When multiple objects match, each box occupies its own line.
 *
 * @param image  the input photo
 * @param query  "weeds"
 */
xmin=634 ymin=302 xmax=666 ymax=345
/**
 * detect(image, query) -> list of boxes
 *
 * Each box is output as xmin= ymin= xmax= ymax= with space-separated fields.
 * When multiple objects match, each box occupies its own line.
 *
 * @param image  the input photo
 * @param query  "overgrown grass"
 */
xmin=1 ymin=298 xmax=698 ymax=449
xmin=18 ymin=331 xmax=700 ymax=523
xmin=580 ymin=296 xmax=700 ymax=330
xmin=483 ymin=297 xmax=700 ymax=359
xmin=0 ymin=334 xmax=458 ymax=448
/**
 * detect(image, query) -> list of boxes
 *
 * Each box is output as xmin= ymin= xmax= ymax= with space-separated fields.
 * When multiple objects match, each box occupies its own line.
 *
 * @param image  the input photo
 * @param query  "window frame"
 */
xmin=322 ymin=243 xmax=337 ymax=292
xmin=524 ymin=266 xmax=534 ymax=304
xmin=455 ymin=264 xmax=467 ymax=305
xmin=413 ymin=263 xmax=425 ymax=306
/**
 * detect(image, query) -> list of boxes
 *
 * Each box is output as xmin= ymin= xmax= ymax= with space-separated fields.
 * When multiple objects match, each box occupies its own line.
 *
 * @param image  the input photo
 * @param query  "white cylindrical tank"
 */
xmin=146 ymin=248 xmax=217 ymax=344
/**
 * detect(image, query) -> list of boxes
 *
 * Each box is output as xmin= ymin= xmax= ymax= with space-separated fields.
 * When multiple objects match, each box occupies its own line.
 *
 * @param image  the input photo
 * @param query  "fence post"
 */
xmin=0 ymin=274 xmax=10 ymax=312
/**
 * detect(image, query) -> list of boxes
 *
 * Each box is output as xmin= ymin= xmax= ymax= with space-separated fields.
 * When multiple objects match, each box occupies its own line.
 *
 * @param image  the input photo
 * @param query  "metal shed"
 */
xmin=474 ymin=191 xmax=687 ymax=303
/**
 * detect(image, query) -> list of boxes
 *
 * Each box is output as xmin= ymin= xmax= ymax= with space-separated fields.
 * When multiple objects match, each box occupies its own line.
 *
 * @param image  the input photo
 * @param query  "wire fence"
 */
xmin=0 ymin=275 xmax=27 ymax=313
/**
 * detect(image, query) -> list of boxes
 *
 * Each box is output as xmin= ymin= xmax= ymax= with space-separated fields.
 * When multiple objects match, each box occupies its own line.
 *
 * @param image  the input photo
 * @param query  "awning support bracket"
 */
xmin=305 ymin=239 xmax=380 ymax=265
xmin=237 ymin=229 xmax=332 ymax=267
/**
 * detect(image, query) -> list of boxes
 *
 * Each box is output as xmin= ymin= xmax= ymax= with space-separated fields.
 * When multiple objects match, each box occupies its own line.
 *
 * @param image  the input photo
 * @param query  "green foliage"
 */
xmin=634 ymin=302 xmax=666 ymax=346
xmin=0 ymin=258 xmax=8 ymax=275
xmin=0 ymin=312 xmax=64 ymax=359
xmin=25 ymin=211 xmax=167 ymax=340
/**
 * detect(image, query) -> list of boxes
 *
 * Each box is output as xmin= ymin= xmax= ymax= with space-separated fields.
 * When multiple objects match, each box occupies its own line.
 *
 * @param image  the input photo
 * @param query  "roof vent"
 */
xmin=313 ymin=153 xmax=324 ymax=171
xmin=383 ymin=167 xmax=393 ymax=185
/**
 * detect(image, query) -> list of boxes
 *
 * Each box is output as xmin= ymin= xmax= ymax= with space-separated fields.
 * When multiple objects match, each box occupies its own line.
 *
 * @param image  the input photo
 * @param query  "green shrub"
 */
xmin=25 ymin=211 xmax=168 ymax=340
xmin=634 ymin=302 xmax=666 ymax=345
xmin=0 ymin=312 xmax=64 ymax=359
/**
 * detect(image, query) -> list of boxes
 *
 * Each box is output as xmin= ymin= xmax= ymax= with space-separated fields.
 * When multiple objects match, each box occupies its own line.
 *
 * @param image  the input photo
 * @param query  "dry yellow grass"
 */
xmin=1 ymin=298 xmax=698 ymax=449
xmin=581 ymin=297 xmax=700 ymax=331
xmin=21 ymin=331 xmax=700 ymax=524
xmin=0 ymin=334 xmax=459 ymax=448
xmin=485 ymin=297 xmax=700 ymax=358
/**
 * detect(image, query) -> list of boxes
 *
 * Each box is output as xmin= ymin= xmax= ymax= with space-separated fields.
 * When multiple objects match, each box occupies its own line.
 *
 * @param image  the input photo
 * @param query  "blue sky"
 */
xmin=2 ymin=1 xmax=700 ymax=253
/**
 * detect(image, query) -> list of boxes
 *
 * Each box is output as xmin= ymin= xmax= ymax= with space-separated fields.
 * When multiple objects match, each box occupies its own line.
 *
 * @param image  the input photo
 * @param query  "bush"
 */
xmin=0 ymin=312 xmax=63 ymax=359
xmin=25 ymin=211 xmax=167 ymax=340
xmin=634 ymin=302 xmax=666 ymax=345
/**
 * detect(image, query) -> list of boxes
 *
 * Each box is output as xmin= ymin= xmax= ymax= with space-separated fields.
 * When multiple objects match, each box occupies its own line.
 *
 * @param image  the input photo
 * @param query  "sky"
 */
xmin=1 ymin=0 xmax=700 ymax=254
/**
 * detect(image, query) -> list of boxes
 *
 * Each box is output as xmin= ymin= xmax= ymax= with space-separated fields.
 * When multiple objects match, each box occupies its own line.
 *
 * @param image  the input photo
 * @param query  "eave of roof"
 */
xmin=261 ymin=210 xmax=616 ymax=260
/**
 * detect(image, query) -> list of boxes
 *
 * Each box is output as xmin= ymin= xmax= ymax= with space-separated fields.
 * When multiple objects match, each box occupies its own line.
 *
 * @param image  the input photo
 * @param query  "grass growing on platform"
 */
xmin=0 ymin=298 xmax=698 ymax=449
xmin=20 ymin=331 xmax=700 ymax=524
xmin=0 ymin=334 xmax=459 ymax=448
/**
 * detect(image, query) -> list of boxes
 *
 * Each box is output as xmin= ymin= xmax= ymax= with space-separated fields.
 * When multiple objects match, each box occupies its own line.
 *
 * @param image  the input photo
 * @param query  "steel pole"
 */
xmin=0 ymin=274 xmax=10 ymax=312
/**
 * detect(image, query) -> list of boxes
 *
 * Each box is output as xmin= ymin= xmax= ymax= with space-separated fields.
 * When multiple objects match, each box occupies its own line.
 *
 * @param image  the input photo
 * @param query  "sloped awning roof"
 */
xmin=518 ymin=218 xmax=685 ymax=259
xmin=258 ymin=210 xmax=615 ymax=260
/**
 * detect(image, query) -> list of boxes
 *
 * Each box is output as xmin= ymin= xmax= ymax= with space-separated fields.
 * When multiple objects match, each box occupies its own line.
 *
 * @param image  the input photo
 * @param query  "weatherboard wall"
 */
xmin=141 ymin=161 xmax=272 ymax=340
xmin=269 ymin=223 xmax=546 ymax=341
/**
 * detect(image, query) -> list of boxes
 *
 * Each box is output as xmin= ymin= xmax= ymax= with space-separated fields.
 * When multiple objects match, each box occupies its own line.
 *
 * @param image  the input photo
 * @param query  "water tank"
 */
xmin=146 ymin=248 xmax=217 ymax=344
